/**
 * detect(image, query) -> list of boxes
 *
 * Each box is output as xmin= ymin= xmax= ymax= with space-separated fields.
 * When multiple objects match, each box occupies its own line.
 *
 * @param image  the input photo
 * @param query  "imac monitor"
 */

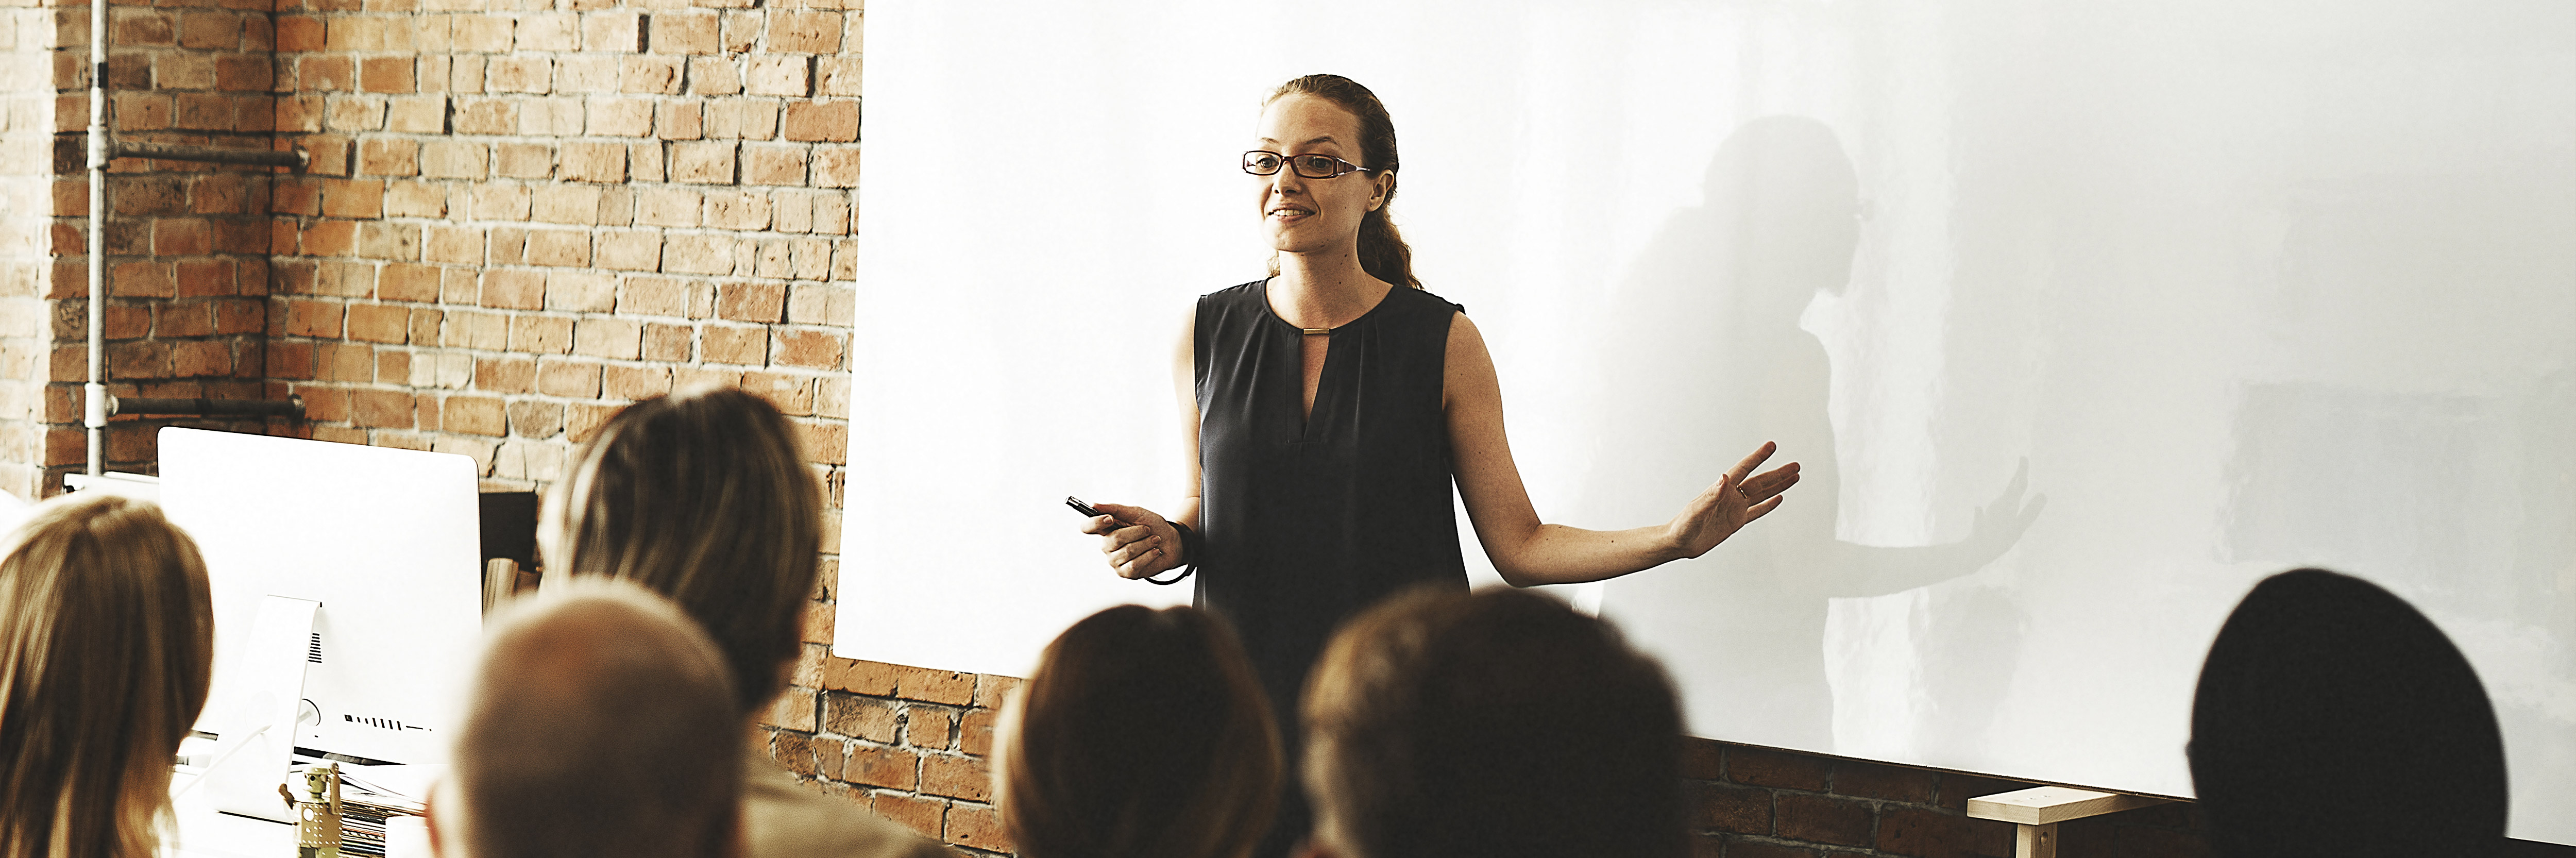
xmin=159 ymin=427 xmax=483 ymax=767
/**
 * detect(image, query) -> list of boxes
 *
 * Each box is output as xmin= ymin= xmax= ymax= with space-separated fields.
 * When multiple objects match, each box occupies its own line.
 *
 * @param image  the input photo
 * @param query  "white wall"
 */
xmin=840 ymin=1 xmax=2576 ymax=843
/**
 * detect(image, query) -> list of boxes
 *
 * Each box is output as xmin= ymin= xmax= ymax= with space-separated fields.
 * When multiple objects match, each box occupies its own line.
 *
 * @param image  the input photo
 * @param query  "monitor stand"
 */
xmin=204 ymin=595 xmax=320 ymax=823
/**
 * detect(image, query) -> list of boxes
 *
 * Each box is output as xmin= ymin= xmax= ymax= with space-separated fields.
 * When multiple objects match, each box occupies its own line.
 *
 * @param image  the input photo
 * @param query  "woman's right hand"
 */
xmin=1083 ymin=502 xmax=1184 ymax=580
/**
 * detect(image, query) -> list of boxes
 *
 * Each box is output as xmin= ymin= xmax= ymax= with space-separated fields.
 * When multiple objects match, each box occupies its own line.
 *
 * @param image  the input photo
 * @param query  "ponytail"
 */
xmin=1267 ymin=74 xmax=1421 ymax=290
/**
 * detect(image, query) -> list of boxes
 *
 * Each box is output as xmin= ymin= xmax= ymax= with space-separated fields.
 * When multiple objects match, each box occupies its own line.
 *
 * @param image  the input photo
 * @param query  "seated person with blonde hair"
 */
xmin=540 ymin=386 xmax=948 ymax=858
xmin=430 ymin=578 xmax=742 ymax=858
xmin=994 ymin=604 xmax=1280 ymax=858
xmin=1300 ymin=586 xmax=1688 ymax=858
xmin=0 ymin=494 xmax=213 ymax=858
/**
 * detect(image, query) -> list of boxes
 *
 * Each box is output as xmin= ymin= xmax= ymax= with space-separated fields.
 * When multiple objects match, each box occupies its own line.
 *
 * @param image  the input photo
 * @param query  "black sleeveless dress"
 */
xmin=1192 ymin=277 xmax=1471 ymax=739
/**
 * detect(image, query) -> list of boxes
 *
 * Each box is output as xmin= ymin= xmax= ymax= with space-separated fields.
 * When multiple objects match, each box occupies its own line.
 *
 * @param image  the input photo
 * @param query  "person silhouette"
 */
xmin=2188 ymin=568 xmax=2507 ymax=858
xmin=1576 ymin=115 xmax=2041 ymax=751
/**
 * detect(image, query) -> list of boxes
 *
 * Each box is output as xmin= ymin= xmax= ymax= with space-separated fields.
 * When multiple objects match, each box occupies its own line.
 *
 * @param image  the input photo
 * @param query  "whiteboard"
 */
xmin=836 ymin=1 xmax=2576 ymax=843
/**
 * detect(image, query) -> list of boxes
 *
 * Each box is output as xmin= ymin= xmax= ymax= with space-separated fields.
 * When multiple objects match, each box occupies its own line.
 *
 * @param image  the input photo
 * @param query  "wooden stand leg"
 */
xmin=2017 ymin=822 xmax=2058 ymax=858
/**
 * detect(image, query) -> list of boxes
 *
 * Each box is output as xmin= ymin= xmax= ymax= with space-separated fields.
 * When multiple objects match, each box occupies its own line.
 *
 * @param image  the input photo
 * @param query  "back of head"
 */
xmin=544 ymin=385 xmax=821 ymax=715
xmin=999 ymin=605 xmax=1279 ymax=858
xmin=451 ymin=578 xmax=741 ymax=858
xmin=1302 ymin=586 xmax=1686 ymax=858
xmin=2189 ymin=568 xmax=2506 ymax=858
xmin=0 ymin=493 xmax=213 ymax=858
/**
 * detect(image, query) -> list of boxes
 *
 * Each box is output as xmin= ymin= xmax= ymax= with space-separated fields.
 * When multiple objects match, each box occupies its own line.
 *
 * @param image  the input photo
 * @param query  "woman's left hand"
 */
xmin=1663 ymin=441 xmax=1800 ymax=560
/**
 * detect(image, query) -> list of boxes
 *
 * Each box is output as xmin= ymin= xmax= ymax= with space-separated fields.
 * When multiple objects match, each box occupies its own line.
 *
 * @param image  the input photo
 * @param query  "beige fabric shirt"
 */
xmin=741 ymin=759 xmax=953 ymax=858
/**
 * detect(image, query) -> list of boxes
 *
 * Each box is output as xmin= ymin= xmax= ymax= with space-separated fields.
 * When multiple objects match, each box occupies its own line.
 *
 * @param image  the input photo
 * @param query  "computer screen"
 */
xmin=160 ymin=428 xmax=483 ymax=767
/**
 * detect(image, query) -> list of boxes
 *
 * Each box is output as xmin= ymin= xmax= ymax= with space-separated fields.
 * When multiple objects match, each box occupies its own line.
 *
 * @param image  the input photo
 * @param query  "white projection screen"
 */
xmin=838 ymin=1 xmax=2576 ymax=842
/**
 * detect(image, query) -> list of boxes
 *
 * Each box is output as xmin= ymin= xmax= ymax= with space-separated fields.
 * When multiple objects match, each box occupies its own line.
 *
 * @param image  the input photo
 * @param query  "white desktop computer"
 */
xmin=158 ymin=428 xmax=483 ymax=822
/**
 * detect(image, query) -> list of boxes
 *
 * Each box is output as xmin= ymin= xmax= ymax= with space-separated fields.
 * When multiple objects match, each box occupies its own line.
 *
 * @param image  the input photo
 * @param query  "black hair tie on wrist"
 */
xmin=1145 ymin=521 xmax=1201 ymax=585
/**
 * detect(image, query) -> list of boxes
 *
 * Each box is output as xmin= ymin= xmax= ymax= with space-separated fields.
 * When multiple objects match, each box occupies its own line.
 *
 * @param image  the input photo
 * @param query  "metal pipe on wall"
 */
xmin=83 ymin=0 xmax=104 ymax=477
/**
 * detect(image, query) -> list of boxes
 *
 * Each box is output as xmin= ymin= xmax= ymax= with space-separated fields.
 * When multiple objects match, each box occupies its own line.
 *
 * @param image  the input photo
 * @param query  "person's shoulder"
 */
xmin=1387 ymin=283 xmax=1466 ymax=319
xmin=740 ymin=762 xmax=950 ymax=858
xmin=1199 ymin=280 xmax=1268 ymax=306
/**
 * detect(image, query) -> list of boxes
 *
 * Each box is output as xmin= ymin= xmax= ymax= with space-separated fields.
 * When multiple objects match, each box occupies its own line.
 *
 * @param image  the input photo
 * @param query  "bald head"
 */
xmin=442 ymin=579 xmax=741 ymax=858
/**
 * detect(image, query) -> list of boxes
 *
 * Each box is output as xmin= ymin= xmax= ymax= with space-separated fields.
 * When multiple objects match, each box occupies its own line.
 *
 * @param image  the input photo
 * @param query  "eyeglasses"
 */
xmin=1242 ymin=150 xmax=1379 ymax=179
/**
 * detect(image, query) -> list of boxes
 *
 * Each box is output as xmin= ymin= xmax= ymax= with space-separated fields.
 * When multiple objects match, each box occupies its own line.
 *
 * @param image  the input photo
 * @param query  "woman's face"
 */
xmin=1253 ymin=94 xmax=1389 ymax=258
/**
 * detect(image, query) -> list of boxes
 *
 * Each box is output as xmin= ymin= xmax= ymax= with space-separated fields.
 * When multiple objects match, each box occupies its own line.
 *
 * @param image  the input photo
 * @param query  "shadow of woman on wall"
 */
xmin=1574 ymin=115 xmax=2041 ymax=752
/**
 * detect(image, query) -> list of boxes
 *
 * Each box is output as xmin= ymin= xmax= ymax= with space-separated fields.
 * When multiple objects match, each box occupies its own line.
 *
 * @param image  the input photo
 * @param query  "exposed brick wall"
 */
xmin=1689 ymin=742 xmax=2204 ymax=858
xmin=261 ymin=0 xmax=857 ymax=488
xmin=27 ymin=0 xmax=278 ymax=495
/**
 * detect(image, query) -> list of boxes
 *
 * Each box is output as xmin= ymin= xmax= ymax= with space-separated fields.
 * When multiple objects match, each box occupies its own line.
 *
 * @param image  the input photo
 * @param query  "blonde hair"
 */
xmin=0 ymin=494 xmax=214 ymax=858
xmin=999 ymin=605 xmax=1279 ymax=858
xmin=543 ymin=386 xmax=823 ymax=715
xmin=455 ymin=577 xmax=741 ymax=858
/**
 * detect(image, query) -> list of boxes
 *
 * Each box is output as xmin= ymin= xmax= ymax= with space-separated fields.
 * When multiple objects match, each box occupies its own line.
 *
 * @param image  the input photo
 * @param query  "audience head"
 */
xmin=1301 ymin=586 xmax=1686 ymax=858
xmin=540 ymin=385 xmax=822 ymax=716
xmin=434 ymin=578 xmax=741 ymax=858
xmin=0 ymin=493 xmax=213 ymax=858
xmin=996 ymin=604 xmax=1280 ymax=858
xmin=2189 ymin=568 xmax=2506 ymax=858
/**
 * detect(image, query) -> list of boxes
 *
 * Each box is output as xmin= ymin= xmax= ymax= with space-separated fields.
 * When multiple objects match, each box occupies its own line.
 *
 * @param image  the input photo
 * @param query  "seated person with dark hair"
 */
xmin=1299 ymin=586 xmax=1688 ymax=858
xmin=2189 ymin=568 xmax=2507 ymax=858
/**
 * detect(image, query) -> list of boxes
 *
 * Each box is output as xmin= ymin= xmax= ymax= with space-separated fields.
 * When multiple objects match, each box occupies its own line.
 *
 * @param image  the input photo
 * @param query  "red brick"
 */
xmin=1686 ymin=738 xmax=1727 ymax=780
xmin=318 ymin=343 xmax=373 ymax=382
xmin=1731 ymin=746 xmax=1832 ymax=791
xmin=477 ymin=357 xmax=536 ymax=394
xmin=782 ymin=100 xmax=858 ymax=142
xmin=350 ymin=389 xmax=414 ymax=428
xmin=716 ymin=282 xmax=783 ymax=323
xmin=276 ymin=15 xmax=323 ymax=52
xmin=480 ymin=270 xmax=544 ymax=310
xmin=762 ymin=686 xmax=818 ymax=733
xmin=358 ymin=139 xmax=418 ymax=176
xmin=771 ymin=329 xmax=843 ymax=369
xmin=651 ymin=12 xmax=718 ymax=55
xmin=359 ymin=57 xmax=414 ymax=93
xmin=267 ymin=341 xmax=316 ymax=380
xmin=378 ymin=350 xmax=410 ymax=383
xmin=154 ymin=220 xmax=211 ymax=257
xmin=560 ymin=142 xmax=626 ymax=183
xmin=510 ymin=316 xmax=573 ymax=355
xmin=171 ymin=341 xmax=233 ymax=378
xmin=1699 ymin=782 xmax=1774 ymax=835
xmin=765 ymin=11 xmax=841 ymax=53
xmin=701 ymin=325 xmax=765 ymax=365
xmin=535 ymin=358 xmax=600 ymax=398
xmin=642 ymin=323 xmax=691 ymax=360
xmin=572 ymin=319 xmax=639 ymax=359
xmin=844 ymin=746 xmax=918 ymax=790
xmin=347 ymin=303 xmax=409 ymax=344
xmin=822 ymin=694 xmax=900 ymax=744
xmin=919 ymin=754 xmax=986 ymax=801
xmin=112 ymin=262 xmax=176 ymax=298
xmin=958 ymin=708 xmax=1000 ymax=758
xmin=1834 ymin=761 xmax=1937 ymax=803
xmin=1778 ymin=794 xmax=1873 ymax=849
xmin=869 ymin=794 xmax=943 ymax=841
xmin=444 ymin=395 xmax=505 ymax=436
xmin=1874 ymin=807 xmax=1992 ymax=858
xmin=505 ymin=400 xmax=565 ymax=440
xmin=283 ymin=299 xmax=342 ymax=337
xmin=811 ymin=146 xmax=858 ymax=188
xmin=906 ymin=707 xmax=955 ymax=751
xmin=947 ymin=803 xmax=1009 ymax=853
xmin=380 ymin=264 xmax=440 ymax=302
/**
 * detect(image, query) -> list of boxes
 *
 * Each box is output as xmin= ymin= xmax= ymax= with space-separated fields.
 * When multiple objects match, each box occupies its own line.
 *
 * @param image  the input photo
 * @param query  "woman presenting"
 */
xmin=1079 ymin=72 xmax=1798 ymax=831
